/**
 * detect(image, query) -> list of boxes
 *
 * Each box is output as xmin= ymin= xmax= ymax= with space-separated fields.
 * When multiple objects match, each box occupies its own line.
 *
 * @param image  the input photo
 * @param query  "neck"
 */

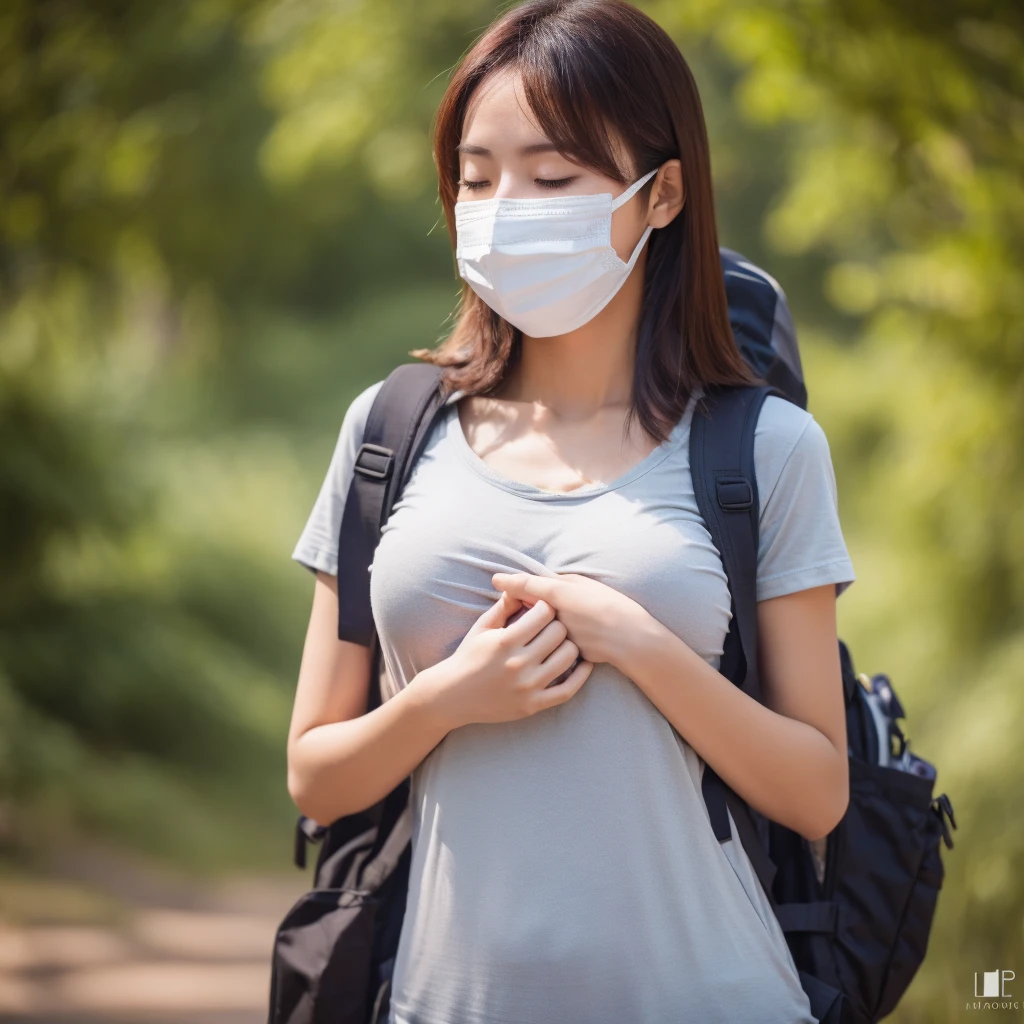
xmin=497 ymin=253 xmax=647 ymax=422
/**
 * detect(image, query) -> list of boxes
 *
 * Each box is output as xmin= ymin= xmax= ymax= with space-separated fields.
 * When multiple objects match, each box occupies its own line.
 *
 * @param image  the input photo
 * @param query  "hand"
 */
xmin=491 ymin=571 xmax=647 ymax=669
xmin=420 ymin=591 xmax=594 ymax=730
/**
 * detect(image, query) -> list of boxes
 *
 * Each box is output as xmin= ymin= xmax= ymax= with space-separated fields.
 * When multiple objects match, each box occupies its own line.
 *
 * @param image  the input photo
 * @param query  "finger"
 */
xmin=524 ymin=637 xmax=579 ymax=688
xmin=522 ymin=617 xmax=569 ymax=662
xmin=502 ymin=598 xmax=556 ymax=644
xmin=492 ymin=572 xmax=558 ymax=607
xmin=530 ymin=659 xmax=594 ymax=712
xmin=471 ymin=591 xmax=523 ymax=634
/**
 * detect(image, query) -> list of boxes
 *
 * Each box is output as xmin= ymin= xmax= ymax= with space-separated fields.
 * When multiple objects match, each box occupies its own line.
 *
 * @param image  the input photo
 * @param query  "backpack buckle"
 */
xmin=354 ymin=443 xmax=394 ymax=480
xmin=294 ymin=815 xmax=328 ymax=869
xmin=716 ymin=476 xmax=753 ymax=511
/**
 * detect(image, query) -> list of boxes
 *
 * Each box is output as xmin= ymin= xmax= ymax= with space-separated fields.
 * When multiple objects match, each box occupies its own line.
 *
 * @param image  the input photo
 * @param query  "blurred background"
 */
xmin=0 ymin=0 xmax=1020 ymax=1020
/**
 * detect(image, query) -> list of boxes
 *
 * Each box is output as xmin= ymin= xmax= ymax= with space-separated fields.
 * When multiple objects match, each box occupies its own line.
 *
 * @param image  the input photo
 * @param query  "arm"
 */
xmin=491 ymin=571 xmax=849 ymax=842
xmin=286 ymin=571 xmax=453 ymax=825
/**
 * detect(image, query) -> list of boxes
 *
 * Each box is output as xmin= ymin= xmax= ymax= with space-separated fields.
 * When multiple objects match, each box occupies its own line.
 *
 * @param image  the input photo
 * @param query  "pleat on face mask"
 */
xmin=454 ymin=167 xmax=659 ymax=337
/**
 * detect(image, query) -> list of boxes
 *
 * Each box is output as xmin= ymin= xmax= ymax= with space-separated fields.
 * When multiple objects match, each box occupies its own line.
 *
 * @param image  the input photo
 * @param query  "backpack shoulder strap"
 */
xmin=689 ymin=381 xmax=791 ymax=895
xmin=336 ymin=361 xmax=447 ymax=656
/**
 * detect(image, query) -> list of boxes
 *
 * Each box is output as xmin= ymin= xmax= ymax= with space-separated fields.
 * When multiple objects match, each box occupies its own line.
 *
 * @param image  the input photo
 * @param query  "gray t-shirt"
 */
xmin=293 ymin=377 xmax=856 ymax=1024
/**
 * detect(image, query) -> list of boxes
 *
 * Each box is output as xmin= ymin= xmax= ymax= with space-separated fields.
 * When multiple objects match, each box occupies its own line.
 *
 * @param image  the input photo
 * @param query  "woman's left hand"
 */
xmin=491 ymin=571 xmax=647 ymax=668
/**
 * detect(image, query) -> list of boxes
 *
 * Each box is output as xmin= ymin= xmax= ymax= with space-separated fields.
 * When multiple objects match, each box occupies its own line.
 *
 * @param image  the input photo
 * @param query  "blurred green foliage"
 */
xmin=0 ymin=0 xmax=1020 ymax=1017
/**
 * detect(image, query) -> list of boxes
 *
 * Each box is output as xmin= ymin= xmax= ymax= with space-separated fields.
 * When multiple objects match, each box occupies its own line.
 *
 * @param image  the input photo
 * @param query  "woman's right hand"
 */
xmin=416 ymin=592 xmax=594 ymax=730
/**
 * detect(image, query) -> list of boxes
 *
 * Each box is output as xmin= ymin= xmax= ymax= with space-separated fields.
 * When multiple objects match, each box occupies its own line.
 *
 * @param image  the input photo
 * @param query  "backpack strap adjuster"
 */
xmin=716 ymin=475 xmax=753 ymax=511
xmin=354 ymin=443 xmax=395 ymax=480
xmin=775 ymin=900 xmax=840 ymax=936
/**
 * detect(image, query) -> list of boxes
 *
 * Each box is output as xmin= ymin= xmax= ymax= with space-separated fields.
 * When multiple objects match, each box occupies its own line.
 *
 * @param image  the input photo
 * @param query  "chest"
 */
xmin=369 ymin=426 xmax=733 ymax=680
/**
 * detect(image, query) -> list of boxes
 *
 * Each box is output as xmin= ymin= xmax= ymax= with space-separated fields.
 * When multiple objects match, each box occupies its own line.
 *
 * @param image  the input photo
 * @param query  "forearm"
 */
xmin=615 ymin=611 xmax=847 ymax=841
xmin=288 ymin=664 xmax=452 ymax=825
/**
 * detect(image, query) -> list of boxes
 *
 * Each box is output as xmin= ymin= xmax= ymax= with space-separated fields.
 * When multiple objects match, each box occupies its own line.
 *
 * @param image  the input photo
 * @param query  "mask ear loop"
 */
xmin=611 ymin=167 xmax=661 ymax=271
xmin=610 ymin=166 xmax=661 ymax=211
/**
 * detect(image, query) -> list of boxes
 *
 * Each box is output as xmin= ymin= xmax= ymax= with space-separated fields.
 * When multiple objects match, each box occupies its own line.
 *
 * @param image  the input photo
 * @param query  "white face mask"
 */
xmin=454 ymin=167 xmax=659 ymax=337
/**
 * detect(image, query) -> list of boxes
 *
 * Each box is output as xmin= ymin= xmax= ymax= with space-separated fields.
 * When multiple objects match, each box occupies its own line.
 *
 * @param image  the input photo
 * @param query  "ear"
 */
xmin=647 ymin=159 xmax=685 ymax=229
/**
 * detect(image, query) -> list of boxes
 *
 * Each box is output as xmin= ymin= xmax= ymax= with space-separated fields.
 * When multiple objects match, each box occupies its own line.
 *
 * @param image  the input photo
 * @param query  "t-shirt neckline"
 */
xmin=445 ymin=389 xmax=699 ymax=501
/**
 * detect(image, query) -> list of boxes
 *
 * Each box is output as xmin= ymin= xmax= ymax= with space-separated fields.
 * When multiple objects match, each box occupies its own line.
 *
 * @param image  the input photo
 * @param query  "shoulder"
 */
xmin=755 ymin=394 xmax=814 ymax=456
xmin=327 ymin=377 xmax=387 ymax=461
xmin=289 ymin=378 xmax=387 ymax=577
xmin=754 ymin=395 xmax=834 ymax=516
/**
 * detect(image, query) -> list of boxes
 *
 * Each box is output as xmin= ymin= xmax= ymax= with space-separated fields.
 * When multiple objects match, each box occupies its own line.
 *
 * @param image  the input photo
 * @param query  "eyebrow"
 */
xmin=456 ymin=142 xmax=562 ymax=157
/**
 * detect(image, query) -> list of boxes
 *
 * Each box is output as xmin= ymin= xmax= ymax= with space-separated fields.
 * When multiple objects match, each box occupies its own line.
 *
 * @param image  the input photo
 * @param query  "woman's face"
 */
xmin=457 ymin=70 xmax=653 ymax=263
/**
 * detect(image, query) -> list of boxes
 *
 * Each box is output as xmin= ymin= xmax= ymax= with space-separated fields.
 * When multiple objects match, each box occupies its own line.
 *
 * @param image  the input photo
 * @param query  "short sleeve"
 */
xmin=754 ymin=397 xmax=856 ymax=602
xmin=291 ymin=379 xmax=385 ymax=576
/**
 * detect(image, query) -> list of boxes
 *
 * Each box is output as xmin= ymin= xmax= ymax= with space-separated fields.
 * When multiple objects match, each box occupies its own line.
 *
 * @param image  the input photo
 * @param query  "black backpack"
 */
xmin=267 ymin=248 xmax=957 ymax=1024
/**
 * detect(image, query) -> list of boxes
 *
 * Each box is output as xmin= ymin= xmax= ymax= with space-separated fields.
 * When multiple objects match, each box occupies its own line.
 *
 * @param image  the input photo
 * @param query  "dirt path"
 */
xmin=0 ymin=845 xmax=309 ymax=1023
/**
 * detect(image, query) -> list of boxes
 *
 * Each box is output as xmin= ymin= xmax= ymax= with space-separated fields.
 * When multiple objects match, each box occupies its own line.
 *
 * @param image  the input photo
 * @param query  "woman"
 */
xmin=288 ymin=1 xmax=855 ymax=1022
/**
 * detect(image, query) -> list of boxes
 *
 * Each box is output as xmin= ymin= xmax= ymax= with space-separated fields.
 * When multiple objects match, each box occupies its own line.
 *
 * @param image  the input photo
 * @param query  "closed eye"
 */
xmin=457 ymin=175 xmax=580 ymax=193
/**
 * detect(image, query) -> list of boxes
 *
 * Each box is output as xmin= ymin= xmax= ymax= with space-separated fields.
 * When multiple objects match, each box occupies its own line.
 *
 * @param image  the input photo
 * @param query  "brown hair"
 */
xmin=411 ymin=0 xmax=760 ymax=442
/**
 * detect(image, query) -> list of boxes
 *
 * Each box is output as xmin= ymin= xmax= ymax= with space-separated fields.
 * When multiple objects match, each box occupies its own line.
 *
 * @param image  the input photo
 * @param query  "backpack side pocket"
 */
xmin=830 ymin=757 xmax=938 ymax=1022
xmin=872 ymin=801 xmax=946 ymax=1019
